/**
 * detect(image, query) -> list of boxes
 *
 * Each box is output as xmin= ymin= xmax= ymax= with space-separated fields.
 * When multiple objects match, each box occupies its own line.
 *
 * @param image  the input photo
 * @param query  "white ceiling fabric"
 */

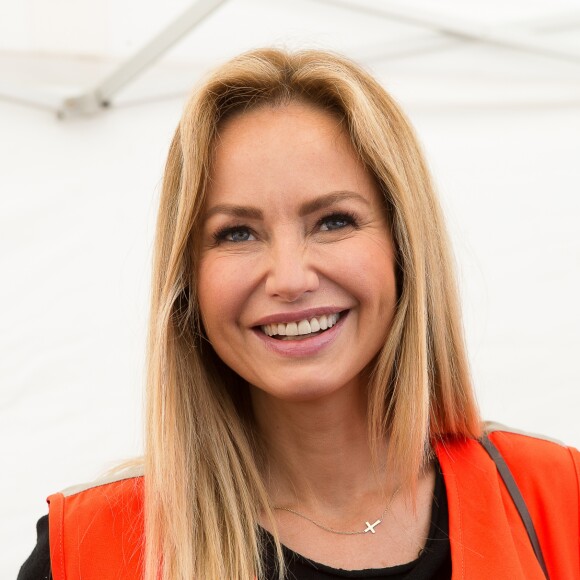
xmin=1 ymin=1 xmax=579 ymax=576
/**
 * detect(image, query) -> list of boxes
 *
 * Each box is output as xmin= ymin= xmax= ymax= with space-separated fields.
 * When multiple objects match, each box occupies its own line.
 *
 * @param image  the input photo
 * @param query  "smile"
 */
xmin=261 ymin=312 xmax=341 ymax=340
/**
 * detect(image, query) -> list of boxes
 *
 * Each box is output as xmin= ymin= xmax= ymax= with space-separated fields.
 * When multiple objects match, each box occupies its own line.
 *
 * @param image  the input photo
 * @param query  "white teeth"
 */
xmin=286 ymin=322 xmax=298 ymax=336
xmin=261 ymin=312 xmax=342 ymax=338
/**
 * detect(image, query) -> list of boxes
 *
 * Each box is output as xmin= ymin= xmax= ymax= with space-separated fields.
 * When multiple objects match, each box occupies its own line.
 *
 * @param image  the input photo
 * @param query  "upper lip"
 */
xmin=252 ymin=307 xmax=349 ymax=327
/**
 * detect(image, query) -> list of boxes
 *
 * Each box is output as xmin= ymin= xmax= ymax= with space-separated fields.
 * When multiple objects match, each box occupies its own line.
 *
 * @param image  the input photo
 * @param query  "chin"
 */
xmin=251 ymin=376 xmax=360 ymax=405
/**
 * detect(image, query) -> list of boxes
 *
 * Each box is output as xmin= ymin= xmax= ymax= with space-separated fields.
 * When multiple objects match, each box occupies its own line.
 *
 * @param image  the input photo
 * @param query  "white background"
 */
xmin=1 ymin=1 xmax=579 ymax=577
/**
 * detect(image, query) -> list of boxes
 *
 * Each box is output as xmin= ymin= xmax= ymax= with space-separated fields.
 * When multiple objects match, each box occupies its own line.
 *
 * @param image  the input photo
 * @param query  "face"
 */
xmin=197 ymin=102 xmax=397 ymax=404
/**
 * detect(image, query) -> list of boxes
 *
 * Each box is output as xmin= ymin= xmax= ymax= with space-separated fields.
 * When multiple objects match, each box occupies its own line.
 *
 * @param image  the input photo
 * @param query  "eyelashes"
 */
xmin=317 ymin=211 xmax=359 ymax=232
xmin=212 ymin=225 xmax=256 ymax=244
xmin=211 ymin=211 xmax=360 ymax=246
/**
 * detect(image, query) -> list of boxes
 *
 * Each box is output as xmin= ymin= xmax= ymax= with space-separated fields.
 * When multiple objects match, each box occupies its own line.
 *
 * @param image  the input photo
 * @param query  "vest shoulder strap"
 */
xmin=480 ymin=434 xmax=549 ymax=578
xmin=48 ymin=468 xmax=144 ymax=580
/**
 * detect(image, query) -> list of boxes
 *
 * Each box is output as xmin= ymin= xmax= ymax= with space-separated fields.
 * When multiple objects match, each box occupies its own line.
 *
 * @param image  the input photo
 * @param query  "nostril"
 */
xmin=264 ymin=267 xmax=319 ymax=301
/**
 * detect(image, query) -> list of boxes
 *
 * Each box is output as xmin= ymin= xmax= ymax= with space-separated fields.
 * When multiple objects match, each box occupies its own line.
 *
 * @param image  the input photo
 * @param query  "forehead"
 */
xmin=206 ymin=102 xmax=379 ymax=211
xmin=213 ymin=102 xmax=349 ymax=171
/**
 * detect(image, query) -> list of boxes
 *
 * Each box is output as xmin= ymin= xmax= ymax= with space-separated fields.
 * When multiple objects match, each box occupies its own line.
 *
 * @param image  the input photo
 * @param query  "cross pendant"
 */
xmin=364 ymin=519 xmax=381 ymax=534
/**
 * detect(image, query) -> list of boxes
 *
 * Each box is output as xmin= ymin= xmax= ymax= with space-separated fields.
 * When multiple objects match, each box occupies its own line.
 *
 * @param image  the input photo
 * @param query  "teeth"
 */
xmin=286 ymin=322 xmax=298 ymax=336
xmin=262 ymin=313 xmax=340 ymax=338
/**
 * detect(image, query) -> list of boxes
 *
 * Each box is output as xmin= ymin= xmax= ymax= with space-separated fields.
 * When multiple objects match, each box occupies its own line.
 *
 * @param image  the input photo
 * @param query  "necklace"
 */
xmin=273 ymin=484 xmax=402 ymax=536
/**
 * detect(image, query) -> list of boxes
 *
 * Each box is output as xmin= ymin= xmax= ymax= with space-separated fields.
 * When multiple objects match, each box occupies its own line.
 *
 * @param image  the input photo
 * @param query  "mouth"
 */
xmin=259 ymin=311 xmax=346 ymax=341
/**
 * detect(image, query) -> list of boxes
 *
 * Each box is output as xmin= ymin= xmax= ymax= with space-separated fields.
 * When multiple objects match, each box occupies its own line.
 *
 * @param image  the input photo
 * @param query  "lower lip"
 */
xmin=253 ymin=312 xmax=348 ymax=357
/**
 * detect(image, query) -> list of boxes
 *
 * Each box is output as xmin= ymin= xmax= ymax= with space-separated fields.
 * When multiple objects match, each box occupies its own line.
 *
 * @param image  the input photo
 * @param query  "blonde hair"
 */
xmin=145 ymin=48 xmax=480 ymax=580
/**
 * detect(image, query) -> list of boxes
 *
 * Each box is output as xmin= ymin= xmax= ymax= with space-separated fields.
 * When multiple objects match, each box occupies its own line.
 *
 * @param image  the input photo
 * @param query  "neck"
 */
xmin=251 ymin=380 xmax=393 ymax=511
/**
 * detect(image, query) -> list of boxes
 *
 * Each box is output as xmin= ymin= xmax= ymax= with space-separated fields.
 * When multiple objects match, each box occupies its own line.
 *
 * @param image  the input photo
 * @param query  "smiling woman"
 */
xmin=18 ymin=49 xmax=580 ymax=580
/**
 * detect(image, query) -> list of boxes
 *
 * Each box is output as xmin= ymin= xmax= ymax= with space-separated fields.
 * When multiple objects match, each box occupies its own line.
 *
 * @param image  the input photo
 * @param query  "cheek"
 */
xmin=197 ymin=257 xmax=249 ymax=337
xmin=364 ymin=236 xmax=397 ymax=299
xmin=198 ymin=260 xmax=229 ymax=335
xmin=325 ymin=238 xmax=396 ymax=307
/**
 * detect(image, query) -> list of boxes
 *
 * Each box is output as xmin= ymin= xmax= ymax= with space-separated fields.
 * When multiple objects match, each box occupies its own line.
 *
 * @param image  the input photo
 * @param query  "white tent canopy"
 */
xmin=2 ymin=1 xmax=579 ymax=576
xmin=2 ymin=0 xmax=580 ymax=114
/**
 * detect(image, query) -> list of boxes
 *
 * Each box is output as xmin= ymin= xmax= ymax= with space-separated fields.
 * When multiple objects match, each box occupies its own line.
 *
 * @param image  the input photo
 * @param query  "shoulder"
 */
xmin=483 ymin=423 xmax=580 ymax=577
xmin=436 ymin=424 xmax=580 ymax=577
xmin=436 ymin=422 xmax=580 ymax=500
xmin=48 ymin=462 xmax=144 ymax=522
xmin=48 ymin=463 xmax=144 ymax=580
xmin=482 ymin=421 xmax=580 ymax=479
xmin=54 ymin=462 xmax=144 ymax=498
xmin=48 ymin=461 xmax=144 ymax=531
xmin=439 ymin=422 xmax=580 ymax=537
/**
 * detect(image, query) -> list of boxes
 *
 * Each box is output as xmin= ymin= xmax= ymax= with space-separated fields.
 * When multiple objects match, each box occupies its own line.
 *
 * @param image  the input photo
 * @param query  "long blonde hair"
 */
xmin=145 ymin=48 xmax=480 ymax=580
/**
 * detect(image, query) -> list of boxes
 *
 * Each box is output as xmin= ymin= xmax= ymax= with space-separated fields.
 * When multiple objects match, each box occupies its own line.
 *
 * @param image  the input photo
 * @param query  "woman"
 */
xmin=19 ymin=48 xmax=579 ymax=580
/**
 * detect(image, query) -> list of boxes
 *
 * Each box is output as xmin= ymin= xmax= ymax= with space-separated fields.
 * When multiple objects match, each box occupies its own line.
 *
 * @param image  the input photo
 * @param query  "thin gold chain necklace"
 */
xmin=273 ymin=484 xmax=402 ymax=536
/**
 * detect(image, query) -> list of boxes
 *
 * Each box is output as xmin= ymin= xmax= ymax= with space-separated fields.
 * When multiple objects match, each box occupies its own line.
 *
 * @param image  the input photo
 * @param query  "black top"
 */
xmin=18 ymin=465 xmax=450 ymax=580
xmin=261 ymin=463 xmax=450 ymax=579
xmin=17 ymin=515 xmax=51 ymax=580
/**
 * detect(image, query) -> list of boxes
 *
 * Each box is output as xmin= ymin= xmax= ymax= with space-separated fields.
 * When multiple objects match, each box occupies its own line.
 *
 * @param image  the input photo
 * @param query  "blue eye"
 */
xmin=228 ymin=228 xmax=252 ymax=242
xmin=319 ymin=213 xmax=357 ymax=231
xmin=214 ymin=226 xmax=256 ymax=243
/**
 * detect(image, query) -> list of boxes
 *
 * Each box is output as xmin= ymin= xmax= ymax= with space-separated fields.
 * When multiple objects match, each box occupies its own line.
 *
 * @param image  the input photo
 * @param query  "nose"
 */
xmin=264 ymin=239 xmax=319 ymax=302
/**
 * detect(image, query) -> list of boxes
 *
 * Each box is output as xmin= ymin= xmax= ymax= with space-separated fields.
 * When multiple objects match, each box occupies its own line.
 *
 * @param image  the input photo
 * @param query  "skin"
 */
xmin=198 ymin=102 xmax=434 ymax=569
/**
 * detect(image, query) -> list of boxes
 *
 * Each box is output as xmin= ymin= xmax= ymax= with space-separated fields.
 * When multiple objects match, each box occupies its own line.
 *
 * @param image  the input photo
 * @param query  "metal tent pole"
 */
xmin=57 ymin=0 xmax=229 ymax=117
xmin=314 ymin=0 xmax=580 ymax=66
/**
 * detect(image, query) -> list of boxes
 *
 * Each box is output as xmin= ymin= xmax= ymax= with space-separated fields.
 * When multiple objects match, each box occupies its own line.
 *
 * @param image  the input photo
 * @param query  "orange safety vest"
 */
xmin=47 ymin=425 xmax=580 ymax=580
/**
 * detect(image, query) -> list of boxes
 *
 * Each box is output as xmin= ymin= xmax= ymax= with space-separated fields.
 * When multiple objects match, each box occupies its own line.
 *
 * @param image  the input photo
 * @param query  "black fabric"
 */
xmin=17 ymin=514 xmax=51 ymax=580
xmin=17 ymin=466 xmax=449 ymax=580
xmin=262 ymin=464 xmax=451 ymax=579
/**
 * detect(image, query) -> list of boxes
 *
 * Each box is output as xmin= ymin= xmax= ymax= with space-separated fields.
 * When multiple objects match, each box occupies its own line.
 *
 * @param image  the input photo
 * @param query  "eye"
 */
xmin=318 ymin=212 xmax=358 ymax=231
xmin=213 ymin=226 xmax=256 ymax=243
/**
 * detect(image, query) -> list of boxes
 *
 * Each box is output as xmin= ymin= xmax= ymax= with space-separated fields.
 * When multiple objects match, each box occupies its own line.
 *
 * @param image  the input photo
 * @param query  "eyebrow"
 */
xmin=204 ymin=204 xmax=263 ymax=221
xmin=298 ymin=191 xmax=370 ymax=216
xmin=204 ymin=191 xmax=369 ymax=221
